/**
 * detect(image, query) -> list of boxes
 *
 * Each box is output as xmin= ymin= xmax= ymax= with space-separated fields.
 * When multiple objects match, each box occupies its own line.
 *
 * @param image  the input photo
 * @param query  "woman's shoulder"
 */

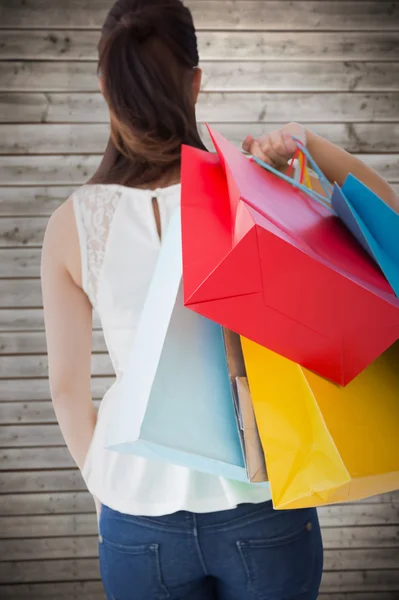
xmin=71 ymin=183 xmax=124 ymax=210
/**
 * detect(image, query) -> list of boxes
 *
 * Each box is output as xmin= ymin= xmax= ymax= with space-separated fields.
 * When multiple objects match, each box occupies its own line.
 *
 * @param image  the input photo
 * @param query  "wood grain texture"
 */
xmin=0 ymin=1 xmax=398 ymax=594
xmin=1 ymin=585 xmax=396 ymax=600
xmin=0 ymin=490 xmax=399 ymax=523
xmin=0 ymin=187 xmax=76 ymax=217
xmin=1 ymin=1 xmax=398 ymax=31
xmin=0 ymin=377 xmax=113 ymax=402
xmin=2 ymin=63 xmax=399 ymax=93
xmin=1 ymin=182 xmax=398 ymax=220
xmin=0 ymin=491 xmax=95 ymax=516
xmin=0 ymin=309 xmax=45 ymax=331
xmin=2 ymin=30 xmax=399 ymax=61
xmin=0 ymin=353 xmax=113 ymax=380
xmin=1 ymin=526 xmax=399 ymax=562
xmin=2 ymin=92 xmax=399 ymax=124
xmin=0 ymin=400 xmax=102 ymax=424
xmin=2 ymin=506 xmax=394 ymax=539
xmin=321 ymin=570 xmax=399 ymax=593
xmin=3 ymin=123 xmax=399 ymax=156
xmin=0 ymin=330 xmax=106 ymax=354
xmin=0 ymin=308 xmax=101 ymax=331
xmin=0 ymin=469 xmax=86 ymax=493
xmin=0 ymin=582 xmax=106 ymax=600
xmin=0 ymin=447 xmax=76 ymax=470
xmin=1 ymin=153 xmax=398 ymax=187
xmin=0 ymin=550 xmax=399 ymax=584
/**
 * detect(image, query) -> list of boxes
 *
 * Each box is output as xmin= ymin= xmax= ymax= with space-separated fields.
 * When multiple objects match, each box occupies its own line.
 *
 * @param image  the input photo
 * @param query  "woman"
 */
xmin=41 ymin=1 xmax=398 ymax=599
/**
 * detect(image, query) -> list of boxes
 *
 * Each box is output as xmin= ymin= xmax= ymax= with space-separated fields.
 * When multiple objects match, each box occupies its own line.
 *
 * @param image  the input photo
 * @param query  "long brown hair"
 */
xmin=91 ymin=0 xmax=206 ymax=187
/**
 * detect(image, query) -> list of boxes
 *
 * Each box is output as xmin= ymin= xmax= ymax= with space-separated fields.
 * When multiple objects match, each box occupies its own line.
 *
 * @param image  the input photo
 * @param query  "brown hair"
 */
xmin=91 ymin=0 xmax=206 ymax=187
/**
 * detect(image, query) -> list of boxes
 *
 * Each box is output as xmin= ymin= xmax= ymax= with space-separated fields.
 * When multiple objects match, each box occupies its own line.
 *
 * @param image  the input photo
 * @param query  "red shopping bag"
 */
xmin=181 ymin=127 xmax=399 ymax=385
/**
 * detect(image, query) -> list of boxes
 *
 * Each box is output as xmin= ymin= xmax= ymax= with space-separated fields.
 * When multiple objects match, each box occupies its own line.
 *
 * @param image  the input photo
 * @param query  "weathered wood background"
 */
xmin=0 ymin=1 xmax=399 ymax=598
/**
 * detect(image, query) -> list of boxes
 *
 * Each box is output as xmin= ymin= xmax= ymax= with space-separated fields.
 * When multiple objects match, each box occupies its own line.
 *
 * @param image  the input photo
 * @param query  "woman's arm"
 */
xmin=41 ymin=199 xmax=96 ymax=472
xmin=243 ymin=123 xmax=399 ymax=213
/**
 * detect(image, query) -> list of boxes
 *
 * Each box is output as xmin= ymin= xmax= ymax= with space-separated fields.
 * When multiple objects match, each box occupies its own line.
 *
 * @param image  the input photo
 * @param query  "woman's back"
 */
xmin=72 ymin=181 xmax=272 ymax=516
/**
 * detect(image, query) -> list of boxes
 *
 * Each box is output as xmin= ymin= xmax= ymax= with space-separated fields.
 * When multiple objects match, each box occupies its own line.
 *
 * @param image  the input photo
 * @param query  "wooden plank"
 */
xmin=0 ymin=217 xmax=46 ymax=247
xmin=0 ymin=186 xmax=75 ymax=217
xmin=3 ymin=123 xmax=399 ymax=156
xmin=0 ymin=280 xmax=43 ymax=307
xmin=325 ymin=548 xmax=399 ymax=571
xmin=1 ymin=529 xmax=399 ymax=564
xmin=1 ymin=153 xmax=398 ymax=187
xmin=0 ymin=179 xmax=398 ymax=221
xmin=1 ymin=62 xmax=399 ymax=95
xmin=1 ymin=1 xmax=398 ymax=31
xmin=0 ymin=469 xmax=86 ymax=493
xmin=321 ymin=569 xmax=399 ymax=593
xmin=1 ymin=472 xmax=394 ymax=500
xmin=2 ymin=30 xmax=399 ymax=61
xmin=1 ymin=585 xmax=397 ymax=600
xmin=0 ymin=400 xmax=102 ymax=424
xmin=0 ymin=249 xmax=42 ymax=277
xmin=319 ymin=504 xmax=399 ymax=527
xmin=0 ymin=377 xmax=114 ymax=402
xmin=0 ymin=581 xmax=106 ymax=600
xmin=0 ymin=557 xmax=100 ymax=583
xmin=1 ymin=504 xmax=399 ymax=539
xmin=0 ymin=424 xmax=65 ymax=447
xmin=0 ymin=587 xmax=390 ymax=600
xmin=322 ymin=526 xmax=399 ymax=549
xmin=198 ymin=93 xmax=399 ymax=125
xmin=0 ymin=123 xmax=110 ymax=155
xmin=0 ymin=307 xmax=101 ymax=331
xmin=0 ymin=549 xmax=399 ymax=584
xmin=0 ymin=513 xmax=98 ymax=538
xmin=2 ymin=92 xmax=399 ymax=125
xmin=2 ymin=526 xmax=399 ymax=562
xmin=0 ymin=536 xmax=99 ymax=561
xmin=0 ymin=582 xmax=104 ymax=600
xmin=0 ymin=483 xmax=397 ymax=522
xmin=1 ymin=493 xmax=399 ymax=552
xmin=0 ymin=309 xmax=44 ymax=331
xmin=0 ymin=447 xmax=76 ymax=470
xmin=0 ymin=353 xmax=113 ymax=379
xmin=0 ymin=492 xmax=94 ymax=516
xmin=0 ymin=330 xmax=106 ymax=354
xmin=0 ymin=157 xmax=101 ymax=187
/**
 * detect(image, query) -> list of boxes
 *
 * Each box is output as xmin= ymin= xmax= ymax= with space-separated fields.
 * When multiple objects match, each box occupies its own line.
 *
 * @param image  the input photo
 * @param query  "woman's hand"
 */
xmin=242 ymin=122 xmax=306 ymax=169
xmin=242 ymin=123 xmax=399 ymax=211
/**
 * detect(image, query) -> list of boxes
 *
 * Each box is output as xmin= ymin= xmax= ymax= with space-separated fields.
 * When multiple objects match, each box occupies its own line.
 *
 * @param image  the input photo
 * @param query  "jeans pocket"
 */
xmin=99 ymin=537 xmax=170 ymax=600
xmin=236 ymin=516 xmax=321 ymax=600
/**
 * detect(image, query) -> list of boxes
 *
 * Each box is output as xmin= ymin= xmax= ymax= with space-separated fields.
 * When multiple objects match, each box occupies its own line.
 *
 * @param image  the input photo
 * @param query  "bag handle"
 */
xmin=251 ymin=136 xmax=335 ymax=214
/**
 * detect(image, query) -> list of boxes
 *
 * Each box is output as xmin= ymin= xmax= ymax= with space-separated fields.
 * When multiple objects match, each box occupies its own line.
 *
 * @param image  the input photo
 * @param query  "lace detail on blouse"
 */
xmin=74 ymin=185 xmax=122 ymax=307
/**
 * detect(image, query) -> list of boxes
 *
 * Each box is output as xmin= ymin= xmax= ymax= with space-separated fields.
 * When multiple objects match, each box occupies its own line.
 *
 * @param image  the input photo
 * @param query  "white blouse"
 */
xmin=73 ymin=183 xmax=271 ymax=516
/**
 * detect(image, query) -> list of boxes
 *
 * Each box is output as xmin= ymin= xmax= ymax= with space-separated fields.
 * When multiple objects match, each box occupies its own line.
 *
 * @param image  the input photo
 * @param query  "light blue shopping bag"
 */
xmin=106 ymin=208 xmax=267 ymax=484
xmin=332 ymin=175 xmax=399 ymax=297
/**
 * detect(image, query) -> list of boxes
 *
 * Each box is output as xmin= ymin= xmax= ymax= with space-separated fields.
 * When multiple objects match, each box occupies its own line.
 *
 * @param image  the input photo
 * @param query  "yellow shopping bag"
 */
xmin=241 ymin=338 xmax=399 ymax=509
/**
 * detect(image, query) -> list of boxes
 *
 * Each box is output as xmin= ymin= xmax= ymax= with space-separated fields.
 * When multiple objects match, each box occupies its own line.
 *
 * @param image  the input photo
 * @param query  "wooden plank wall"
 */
xmin=0 ymin=1 xmax=399 ymax=598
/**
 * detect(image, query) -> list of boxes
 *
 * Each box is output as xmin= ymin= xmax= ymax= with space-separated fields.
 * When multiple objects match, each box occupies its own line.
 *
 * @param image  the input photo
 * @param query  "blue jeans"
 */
xmin=99 ymin=501 xmax=323 ymax=600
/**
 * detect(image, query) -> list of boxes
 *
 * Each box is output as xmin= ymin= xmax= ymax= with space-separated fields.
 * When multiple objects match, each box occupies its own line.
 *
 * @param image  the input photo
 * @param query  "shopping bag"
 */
xmin=223 ymin=329 xmax=268 ymax=483
xmin=241 ymin=335 xmax=399 ymax=509
xmin=331 ymin=175 xmax=399 ymax=297
xmin=106 ymin=208 xmax=268 ymax=485
xmin=181 ymin=126 xmax=399 ymax=385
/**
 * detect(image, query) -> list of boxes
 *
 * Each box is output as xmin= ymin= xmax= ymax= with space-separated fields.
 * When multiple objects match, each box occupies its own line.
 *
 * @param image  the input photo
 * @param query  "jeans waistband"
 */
xmin=100 ymin=500 xmax=305 ymax=534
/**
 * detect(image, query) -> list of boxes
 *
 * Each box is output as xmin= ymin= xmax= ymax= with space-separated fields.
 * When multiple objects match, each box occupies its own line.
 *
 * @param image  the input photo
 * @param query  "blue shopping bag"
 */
xmin=106 ymin=208 xmax=267 ymax=485
xmin=255 ymin=137 xmax=399 ymax=299
xmin=331 ymin=175 xmax=399 ymax=297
